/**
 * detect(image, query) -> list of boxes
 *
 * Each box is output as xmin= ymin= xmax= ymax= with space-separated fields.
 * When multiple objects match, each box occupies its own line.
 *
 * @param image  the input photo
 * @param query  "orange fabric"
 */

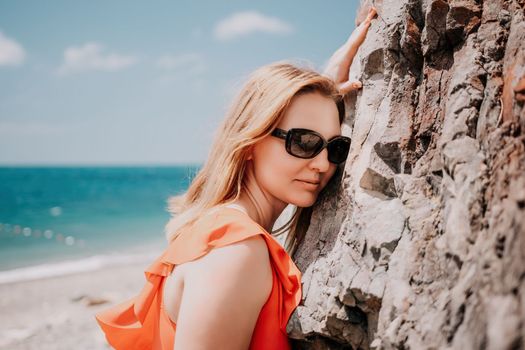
xmin=95 ymin=206 xmax=302 ymax=350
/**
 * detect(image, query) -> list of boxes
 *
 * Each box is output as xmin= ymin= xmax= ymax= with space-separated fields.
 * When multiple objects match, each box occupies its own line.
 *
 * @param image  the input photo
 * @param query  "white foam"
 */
xmin=0 ymin=251 xmax=158 ymax=285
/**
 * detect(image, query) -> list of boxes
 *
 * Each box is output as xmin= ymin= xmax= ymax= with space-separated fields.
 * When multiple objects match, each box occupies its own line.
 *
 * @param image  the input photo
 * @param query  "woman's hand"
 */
xmin=323 ymin=6 xmax=377 ymax=95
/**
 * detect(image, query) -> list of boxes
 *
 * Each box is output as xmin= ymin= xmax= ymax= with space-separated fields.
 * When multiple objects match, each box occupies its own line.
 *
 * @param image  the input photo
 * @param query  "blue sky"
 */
xmin=0 ymin=0 xmax=359 ymax=166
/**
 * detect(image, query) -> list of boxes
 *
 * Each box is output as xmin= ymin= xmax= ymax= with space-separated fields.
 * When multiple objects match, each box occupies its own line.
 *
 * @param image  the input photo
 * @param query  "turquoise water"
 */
xmin=0 ymin=165 xmax=200 ymax=274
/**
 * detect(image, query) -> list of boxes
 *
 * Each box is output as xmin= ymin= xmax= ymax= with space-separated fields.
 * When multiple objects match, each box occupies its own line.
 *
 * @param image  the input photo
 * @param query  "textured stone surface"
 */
xmin=289 ymin=1 xmax=525 ymax=349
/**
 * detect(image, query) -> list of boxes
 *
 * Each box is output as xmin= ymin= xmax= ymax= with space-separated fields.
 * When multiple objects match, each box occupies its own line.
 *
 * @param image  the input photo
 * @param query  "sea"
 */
xmin=0 ymin=165 xmax=200 ymax=284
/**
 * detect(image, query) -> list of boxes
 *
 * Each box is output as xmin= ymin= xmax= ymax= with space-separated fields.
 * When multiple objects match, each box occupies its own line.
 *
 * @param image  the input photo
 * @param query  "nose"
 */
xmin=308 ymin=147 xmax=331 ymax=172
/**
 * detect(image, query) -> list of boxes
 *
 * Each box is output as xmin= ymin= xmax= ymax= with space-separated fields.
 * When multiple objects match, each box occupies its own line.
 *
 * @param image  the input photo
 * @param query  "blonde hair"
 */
xmin=164 ymin=60 xmax=346 ymax=257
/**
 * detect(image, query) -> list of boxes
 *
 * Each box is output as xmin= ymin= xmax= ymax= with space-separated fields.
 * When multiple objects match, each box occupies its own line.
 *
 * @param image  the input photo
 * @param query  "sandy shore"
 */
xmin=0 ymin=255 xmax=158 ymax=350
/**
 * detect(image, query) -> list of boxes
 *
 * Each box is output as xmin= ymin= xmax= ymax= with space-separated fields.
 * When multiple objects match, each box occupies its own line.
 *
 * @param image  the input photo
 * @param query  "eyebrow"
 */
xmin=276 ymin=127 xmax=342 ymax=141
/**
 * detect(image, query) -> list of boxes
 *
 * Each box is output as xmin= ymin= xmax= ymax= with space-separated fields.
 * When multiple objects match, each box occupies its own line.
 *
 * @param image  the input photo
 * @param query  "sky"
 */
xmin=0 ymin=0 xmax=359 ymax=166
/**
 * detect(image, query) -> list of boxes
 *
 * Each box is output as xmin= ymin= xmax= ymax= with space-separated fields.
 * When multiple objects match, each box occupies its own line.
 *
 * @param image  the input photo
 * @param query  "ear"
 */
xmin=246 ymin=145 xmax=254 ymax=160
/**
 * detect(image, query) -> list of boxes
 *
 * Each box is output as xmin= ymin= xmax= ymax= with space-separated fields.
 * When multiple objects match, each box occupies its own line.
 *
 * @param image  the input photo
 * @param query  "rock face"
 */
xmin=289 ymin=1 xmax=525 ymax=349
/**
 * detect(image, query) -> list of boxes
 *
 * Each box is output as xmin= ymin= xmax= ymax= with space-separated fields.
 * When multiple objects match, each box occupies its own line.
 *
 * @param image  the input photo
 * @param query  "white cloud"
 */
xmin=156 ymin=53 xmax=207 ymax=74
xmin=214 ymin=11 xmax=294 ymax=41
xmin=0 ymin=31 xmax=26 ymax=66
xmin=57 ymin=42 xmax=138 ymax=75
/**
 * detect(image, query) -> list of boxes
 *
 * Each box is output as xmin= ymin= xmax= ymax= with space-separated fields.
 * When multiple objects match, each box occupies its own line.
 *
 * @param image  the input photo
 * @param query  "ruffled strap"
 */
xmin=162 ymin=207 xmax=302 ymax=333
xmin=95 ymin=255 xmax=174 ymax=349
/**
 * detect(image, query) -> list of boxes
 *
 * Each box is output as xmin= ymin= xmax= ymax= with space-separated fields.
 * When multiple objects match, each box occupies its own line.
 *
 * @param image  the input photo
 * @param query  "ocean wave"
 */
xmin=0 ymin=251 xmax=159 ymax=285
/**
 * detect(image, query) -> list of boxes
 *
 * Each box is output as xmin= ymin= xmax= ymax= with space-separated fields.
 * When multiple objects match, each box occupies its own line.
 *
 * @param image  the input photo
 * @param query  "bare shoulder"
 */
xmin=185 ymin=233 xmax=272 ymax=290
xmin=172 ymin=234 xmax=274 ymax=349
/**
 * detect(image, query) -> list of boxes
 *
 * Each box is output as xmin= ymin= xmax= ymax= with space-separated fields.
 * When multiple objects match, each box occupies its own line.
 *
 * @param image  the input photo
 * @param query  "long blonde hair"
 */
xmin=164 ymin=60 xmax=346 ymax=257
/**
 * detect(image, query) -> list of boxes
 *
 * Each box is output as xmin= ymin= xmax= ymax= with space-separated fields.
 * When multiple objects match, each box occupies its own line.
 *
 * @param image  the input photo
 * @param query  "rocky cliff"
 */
xmin=289 ymin=1 xmax=525 ymax=349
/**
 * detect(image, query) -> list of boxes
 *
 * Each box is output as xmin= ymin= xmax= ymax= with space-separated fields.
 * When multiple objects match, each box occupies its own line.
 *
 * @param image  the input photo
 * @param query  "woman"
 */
xmin=96 ymin=7 xmax=377 ymax=350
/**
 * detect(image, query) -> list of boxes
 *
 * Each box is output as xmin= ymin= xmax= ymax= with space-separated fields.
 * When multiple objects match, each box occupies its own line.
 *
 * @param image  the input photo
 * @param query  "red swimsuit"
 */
xmin=95 ymin=206 xmax=302 ymax=349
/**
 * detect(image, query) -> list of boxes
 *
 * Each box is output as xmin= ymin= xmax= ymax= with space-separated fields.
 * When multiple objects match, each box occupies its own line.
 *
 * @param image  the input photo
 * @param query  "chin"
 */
xmin=287 ymin=193 xmax=318 ymax=208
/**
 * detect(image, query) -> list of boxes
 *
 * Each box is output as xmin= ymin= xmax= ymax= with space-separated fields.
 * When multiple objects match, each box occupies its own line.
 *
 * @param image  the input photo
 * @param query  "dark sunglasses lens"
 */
xmin=289 ymin=130 xmax=324 ymax=157
xmin=327 ymin=138 xmax=350 ymax=163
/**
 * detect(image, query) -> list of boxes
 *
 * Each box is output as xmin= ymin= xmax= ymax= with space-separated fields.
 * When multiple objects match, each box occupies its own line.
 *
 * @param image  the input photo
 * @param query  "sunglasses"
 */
xmin=271 ymin=128 xmax=351 ymax=164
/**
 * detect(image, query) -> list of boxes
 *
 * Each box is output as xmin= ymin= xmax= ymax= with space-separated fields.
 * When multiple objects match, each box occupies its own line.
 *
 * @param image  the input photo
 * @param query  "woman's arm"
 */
xmin=323 ymin=6 xmax=377 ymax=94
xmin=172 ymin=234 xmax=273 ymax=350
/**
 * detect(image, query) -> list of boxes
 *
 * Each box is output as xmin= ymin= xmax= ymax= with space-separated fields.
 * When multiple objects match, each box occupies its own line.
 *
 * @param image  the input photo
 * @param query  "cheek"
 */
xmin=251 ymin=141 xmax=299 ymax=187
xmin=249 ymin=141 xmax=339 ymax=206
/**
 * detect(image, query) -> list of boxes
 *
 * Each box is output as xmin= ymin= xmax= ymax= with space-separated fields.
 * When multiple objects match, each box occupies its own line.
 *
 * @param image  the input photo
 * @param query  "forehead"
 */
xmin=279 ymin=92 xmax=341 ymax=139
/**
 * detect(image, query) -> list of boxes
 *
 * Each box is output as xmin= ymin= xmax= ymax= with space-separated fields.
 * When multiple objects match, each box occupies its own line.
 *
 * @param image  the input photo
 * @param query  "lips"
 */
xmin=297 ymin=179 xmax=320 ymax=185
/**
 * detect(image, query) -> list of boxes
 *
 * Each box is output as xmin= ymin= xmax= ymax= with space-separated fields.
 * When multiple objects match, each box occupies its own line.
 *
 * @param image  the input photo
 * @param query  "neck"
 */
xmin=233 ymin=163 xmax=288 ymax=232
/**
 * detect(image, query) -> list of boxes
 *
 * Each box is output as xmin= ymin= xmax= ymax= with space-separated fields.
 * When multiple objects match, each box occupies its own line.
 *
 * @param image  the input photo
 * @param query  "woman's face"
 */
xmin=249 ymin=92 xmax=342 ymax=208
